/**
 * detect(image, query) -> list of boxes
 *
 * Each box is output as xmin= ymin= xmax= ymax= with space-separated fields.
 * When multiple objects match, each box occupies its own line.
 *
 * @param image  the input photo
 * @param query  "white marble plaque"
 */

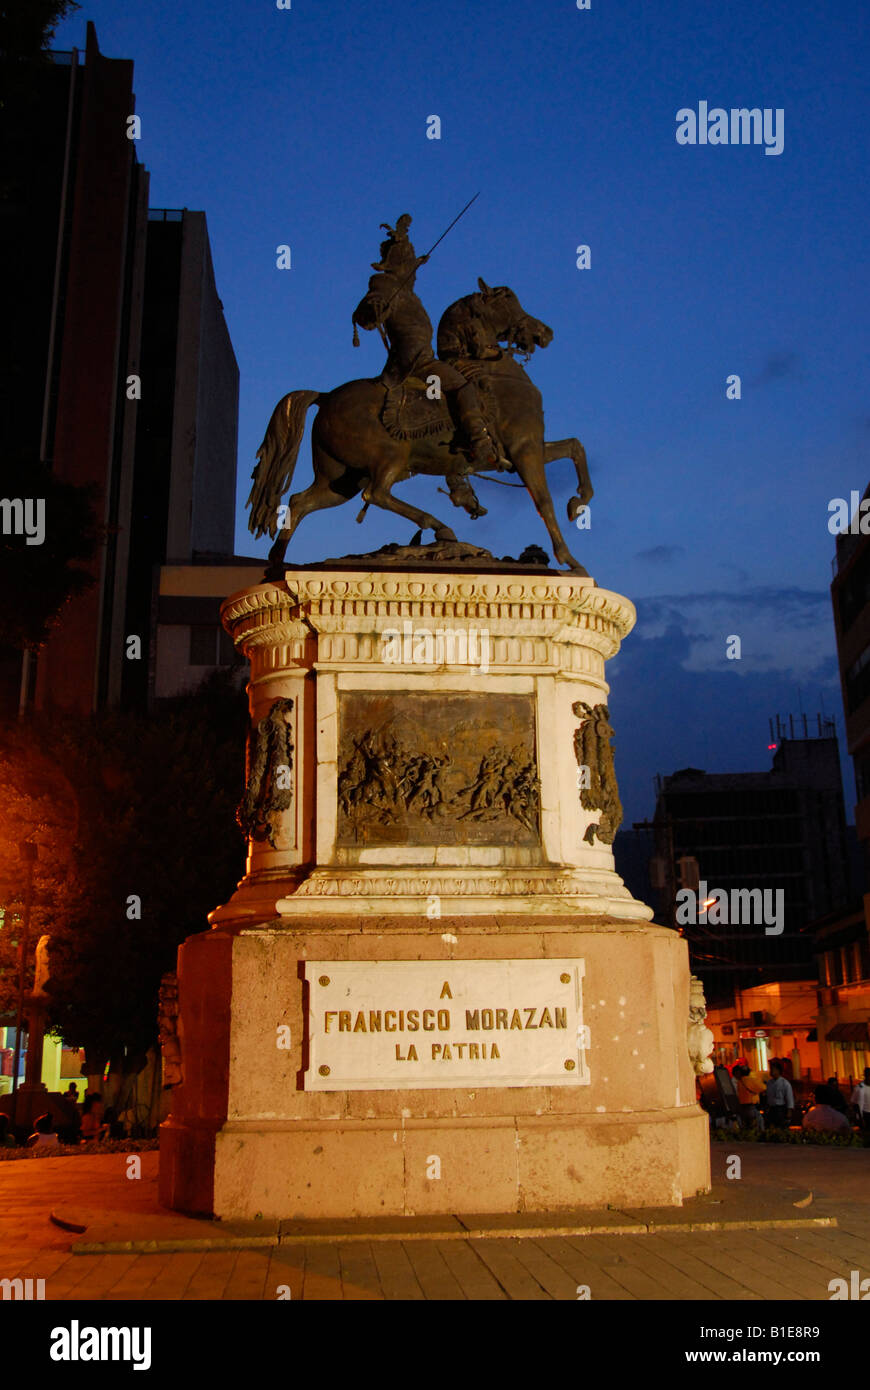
xmin=303 ymin=959 xmax=589 ymax=1089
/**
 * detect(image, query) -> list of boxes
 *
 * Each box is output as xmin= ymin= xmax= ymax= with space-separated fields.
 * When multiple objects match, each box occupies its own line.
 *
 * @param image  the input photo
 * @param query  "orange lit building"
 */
xmin=705 ymin=981 xmax=821 ymax=1082
xmin=821 ymin=486 xmax=870 ymax=1081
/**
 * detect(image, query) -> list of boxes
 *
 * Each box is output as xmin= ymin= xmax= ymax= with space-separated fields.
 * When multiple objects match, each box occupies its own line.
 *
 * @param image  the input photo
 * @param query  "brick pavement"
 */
xmin=0 ymin=1144 xmax=867 ymax=1300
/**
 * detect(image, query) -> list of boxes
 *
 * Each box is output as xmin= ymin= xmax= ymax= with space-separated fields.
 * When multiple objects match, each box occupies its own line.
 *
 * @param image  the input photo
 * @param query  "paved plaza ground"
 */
xmin=1 ymin=1143 xmax=868 ymax=1301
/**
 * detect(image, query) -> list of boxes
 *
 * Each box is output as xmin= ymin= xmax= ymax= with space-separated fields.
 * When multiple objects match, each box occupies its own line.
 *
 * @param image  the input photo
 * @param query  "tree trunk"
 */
xmin=84 ymin=1046 xmax=106 ymax=1096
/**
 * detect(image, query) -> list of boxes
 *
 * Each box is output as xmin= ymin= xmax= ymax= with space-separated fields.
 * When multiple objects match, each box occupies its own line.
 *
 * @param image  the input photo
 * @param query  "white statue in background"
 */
xmin=688 ymin=974 xmax=714 ymax=1076
xmin=33 ymin=934 xmax=51 ymax=998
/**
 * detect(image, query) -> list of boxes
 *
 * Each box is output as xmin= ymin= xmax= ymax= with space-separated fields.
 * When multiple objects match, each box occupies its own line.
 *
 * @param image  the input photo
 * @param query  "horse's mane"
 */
xmin=436 ymin=291 xmax=495 ymax=360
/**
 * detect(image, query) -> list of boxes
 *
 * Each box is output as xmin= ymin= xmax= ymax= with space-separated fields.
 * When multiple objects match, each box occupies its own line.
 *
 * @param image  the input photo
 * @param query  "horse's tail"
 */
xmin=246 ymin=390 xmax=321 ymax=539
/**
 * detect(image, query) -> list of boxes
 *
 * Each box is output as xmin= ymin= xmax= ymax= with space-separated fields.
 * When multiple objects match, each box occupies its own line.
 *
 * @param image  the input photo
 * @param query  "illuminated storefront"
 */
xmin=707 ymin=981 xmax=820 ymax=1080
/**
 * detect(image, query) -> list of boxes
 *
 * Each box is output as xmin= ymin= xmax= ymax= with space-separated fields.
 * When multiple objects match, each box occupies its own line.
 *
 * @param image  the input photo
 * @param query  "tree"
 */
xmin=0 ymin=2 xmax=80 ymax=92
xmin=0 ymin=670 xmax=248 ymax=1094
xmin=0 ymin=730 xmax=78 ymax=1001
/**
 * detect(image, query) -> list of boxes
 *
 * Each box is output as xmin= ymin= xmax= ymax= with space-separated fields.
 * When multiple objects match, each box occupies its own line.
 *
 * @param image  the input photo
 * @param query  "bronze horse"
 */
xmin=248 ymin=280 xmax=592 ymax=570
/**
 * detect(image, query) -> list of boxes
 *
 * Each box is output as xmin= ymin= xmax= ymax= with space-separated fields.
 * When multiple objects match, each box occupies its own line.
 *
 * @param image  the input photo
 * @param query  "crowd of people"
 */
xmin=729 ymin=1061 xmax=870 ymax=1135
xmin=0 ymin=1085 xmax=126 ymax=1149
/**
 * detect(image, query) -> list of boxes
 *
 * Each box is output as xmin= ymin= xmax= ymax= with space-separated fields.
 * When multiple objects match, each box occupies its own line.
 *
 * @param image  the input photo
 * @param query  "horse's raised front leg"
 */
xmin=512 ymin=441 xmax=587 ymax=574
xmin=543 ymin=438 xmax=593 ymax=521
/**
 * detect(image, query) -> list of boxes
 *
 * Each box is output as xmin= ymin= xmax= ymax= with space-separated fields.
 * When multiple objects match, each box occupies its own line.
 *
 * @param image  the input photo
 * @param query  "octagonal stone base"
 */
xmin=159 ymin=565 xmax=710 ymax=1219
xmin=159 ymin=914 xmax=709 ymax=1219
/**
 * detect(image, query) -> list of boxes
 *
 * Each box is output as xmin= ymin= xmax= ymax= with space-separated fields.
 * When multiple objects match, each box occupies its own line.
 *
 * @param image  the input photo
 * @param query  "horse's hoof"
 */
xmin=554 ymin=545 xmax=588 ymax=575
xmin=434 ymin=528 xmax=457 ymax=542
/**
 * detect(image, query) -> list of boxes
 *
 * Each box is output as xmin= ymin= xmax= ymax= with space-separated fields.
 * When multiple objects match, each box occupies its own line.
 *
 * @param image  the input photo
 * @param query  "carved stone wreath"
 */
xmin=573 ymin=700 xmax=623 ymax=845
xmin=237 ymin=697 xmax=294 ymax=847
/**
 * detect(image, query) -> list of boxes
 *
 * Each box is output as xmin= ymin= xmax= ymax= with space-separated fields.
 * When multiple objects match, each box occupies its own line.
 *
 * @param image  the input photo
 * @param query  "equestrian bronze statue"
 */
xmin=247 ymin=213 xmax=593 ymax=571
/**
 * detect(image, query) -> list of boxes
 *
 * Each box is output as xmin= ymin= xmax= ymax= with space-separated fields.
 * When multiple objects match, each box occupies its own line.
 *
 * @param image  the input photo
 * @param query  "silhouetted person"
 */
xmin=851 ymin=1068 xmax=870 ymax=1134
xmin=56 ymin=1092 xmax=82 ymax=1145
xmin=765 ymin=1061 xmax=794 ymax=1128
xmin=734 ymin=1064 xmax=765 ymax=1129
xmin=803 ymin=1085 xmax=851 ymax=1135
xmin=825 ymin=1076 xmax=850 ymax=1116
xmin=80 ymin=1092 xmax=107 ymax=1142
xmin=102 ymin=1106 xmax=125 ymax=1141
xmin=26 ymin=1113 xmax=59 ymax=1149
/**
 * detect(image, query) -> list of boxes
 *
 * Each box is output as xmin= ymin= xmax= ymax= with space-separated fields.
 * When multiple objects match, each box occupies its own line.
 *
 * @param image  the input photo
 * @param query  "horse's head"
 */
xmin=476 ymin=278 xmax=553 ymax=355
xmin=352 ymin=273 xmax=405 ymax=335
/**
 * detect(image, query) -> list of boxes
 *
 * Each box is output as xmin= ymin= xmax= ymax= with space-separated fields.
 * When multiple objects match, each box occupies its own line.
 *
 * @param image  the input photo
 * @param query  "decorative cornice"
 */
xmin=288 ymin=573 xmax=634 ymax=635
xmin=221 ymin=572 xmax=636 ymax=669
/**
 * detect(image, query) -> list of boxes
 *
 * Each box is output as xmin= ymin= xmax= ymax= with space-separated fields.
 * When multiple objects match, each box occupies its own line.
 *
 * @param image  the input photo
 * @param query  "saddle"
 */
xmin=380 ymin=377 xmax=453 ymax=442
xmin=379 ymin=360 xmax=502 ymax=454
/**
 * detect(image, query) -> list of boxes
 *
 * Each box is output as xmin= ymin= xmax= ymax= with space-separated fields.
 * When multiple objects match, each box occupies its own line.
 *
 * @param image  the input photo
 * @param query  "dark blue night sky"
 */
xmin=56 ymin=0 xmax=870 ymax=822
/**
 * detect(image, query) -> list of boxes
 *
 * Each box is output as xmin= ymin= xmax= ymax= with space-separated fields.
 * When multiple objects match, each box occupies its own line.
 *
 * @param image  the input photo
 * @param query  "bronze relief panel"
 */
xmin=336 ymin=691 xmax=540 ymax=847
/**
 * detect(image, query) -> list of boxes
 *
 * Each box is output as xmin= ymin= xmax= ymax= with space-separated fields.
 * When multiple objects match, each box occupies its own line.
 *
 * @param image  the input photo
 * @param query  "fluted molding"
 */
xmin=221 ymin=572 xmax=635 ymax=675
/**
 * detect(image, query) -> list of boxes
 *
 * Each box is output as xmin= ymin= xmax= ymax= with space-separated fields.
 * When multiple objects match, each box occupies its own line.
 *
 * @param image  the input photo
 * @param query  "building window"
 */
xmin=838 ymin=547 xmax=870 ymax=636
xmin=855 ymin=752 xmax=870 ymax=803
xmin=832 ymin=1041 xmax=870 ymax=1082
xmin=219 ymin=628 xmax=235 ymax=664
xmin=189 ymin=625 xmax=219 ymax=665
xmin=189 ymin=625 xmax=235 ymax=667
xmin=846 ymin=643 xmax=870 ymax=713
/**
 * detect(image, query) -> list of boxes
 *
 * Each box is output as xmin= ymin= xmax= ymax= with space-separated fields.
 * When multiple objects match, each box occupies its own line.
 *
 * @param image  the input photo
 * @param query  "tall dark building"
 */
xmin=650 ymin=725 xmax=850 ymax=1006
xmin=2 ymin=24 xmax=238 ymax=716
xmin=122 ymin=208 xmax=239 ymax=708
xmin=831 ymin=485 xmax=870 ymax=883
xmin=3 ymin=24 xmax=145 ymax=714
xmin=819 ymin=487 xmax=870 ymax=1079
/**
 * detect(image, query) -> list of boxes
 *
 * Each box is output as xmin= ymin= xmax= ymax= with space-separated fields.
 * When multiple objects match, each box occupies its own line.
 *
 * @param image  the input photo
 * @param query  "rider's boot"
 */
xmin=466 ymin=419 xmax=498 ymax=468
xmin=453 ymin=383 xmax=499 ymax=467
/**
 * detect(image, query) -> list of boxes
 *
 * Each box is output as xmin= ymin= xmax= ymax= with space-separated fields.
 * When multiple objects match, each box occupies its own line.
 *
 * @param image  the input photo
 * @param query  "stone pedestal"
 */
xmin=159 ymin=565 xmax=710 ymax=1218
xmin=23 ymin=996 xmax=48 ymax=1090
xmin=6 ymin=996 xmax=49 ymax=1133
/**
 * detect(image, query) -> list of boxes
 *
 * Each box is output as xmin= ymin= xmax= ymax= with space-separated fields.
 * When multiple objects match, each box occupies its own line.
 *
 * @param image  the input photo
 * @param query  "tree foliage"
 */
xmin=0 ymin=1 xmax=80 ymax=75
xmin=0 ymin=670 xmax=248 ymax=1074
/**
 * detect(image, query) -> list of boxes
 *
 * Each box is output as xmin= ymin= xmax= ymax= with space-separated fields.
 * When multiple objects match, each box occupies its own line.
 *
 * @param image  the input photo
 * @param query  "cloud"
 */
xmin=750 ymin=351 xmax=801 ymax=387
xmin=718 ymin=561 xmax=750 ymax=585
xmin=635 ymin=544 xmax=685 ymax=564
xmin=633 ymin=588 xmax=836 ymax=679
xmin=606 ymin=588 xmax=843 ymax=822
